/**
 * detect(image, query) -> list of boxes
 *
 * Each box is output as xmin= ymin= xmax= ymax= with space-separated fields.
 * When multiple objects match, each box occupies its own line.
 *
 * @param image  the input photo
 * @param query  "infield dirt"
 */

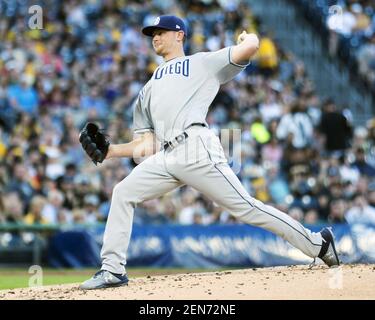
xmin=1 ymin=264 xmax=374 ymax=300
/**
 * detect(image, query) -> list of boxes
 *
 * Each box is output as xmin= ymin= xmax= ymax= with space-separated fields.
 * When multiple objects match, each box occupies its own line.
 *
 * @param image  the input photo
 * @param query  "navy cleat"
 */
xmin=79 ymin=270 xmax=129 ymax=290
xmin=318 ymin=227 xmax=340 ymax=267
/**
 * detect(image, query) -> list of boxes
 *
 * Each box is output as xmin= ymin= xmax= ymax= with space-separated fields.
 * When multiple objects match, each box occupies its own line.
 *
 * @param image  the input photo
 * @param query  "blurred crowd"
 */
xmin=328 ymin=0 xmax=375 ymax=88
xmin=1 ymin=0 xmax=375 ymax=228
xmin=298 ymin=0 xmax=375 ymax=90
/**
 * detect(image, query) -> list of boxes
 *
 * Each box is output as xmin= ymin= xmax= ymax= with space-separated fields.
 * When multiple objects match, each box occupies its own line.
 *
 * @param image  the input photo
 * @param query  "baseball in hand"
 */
xmin=237 ymin=31 xmax=247 ymax=45
xmin=237 ymin=31 xmax=260 ymax=49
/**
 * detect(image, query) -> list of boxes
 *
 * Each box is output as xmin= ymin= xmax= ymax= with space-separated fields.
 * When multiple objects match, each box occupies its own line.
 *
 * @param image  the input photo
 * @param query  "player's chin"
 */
xmin=153 ymin=44 xmax=163 ymax=54
xmin=154 ymin=48 xmax=164 ymax=56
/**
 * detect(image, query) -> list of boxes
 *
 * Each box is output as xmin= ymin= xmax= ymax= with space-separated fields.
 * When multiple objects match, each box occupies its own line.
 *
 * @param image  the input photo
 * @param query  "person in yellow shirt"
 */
xmin=24 ymin=195 xmax=49 ymax=225
xmin=250 ymin=117 xmax=271 ymax=144
xmin=257 ymin=34 xmax=278 ymax=76
xmin=0 ymin=139 xmax=6 ymax=160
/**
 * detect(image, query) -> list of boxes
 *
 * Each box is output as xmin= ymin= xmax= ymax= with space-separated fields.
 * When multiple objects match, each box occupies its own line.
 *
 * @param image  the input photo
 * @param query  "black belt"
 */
xmin=163 ymin=123 xmax=205 ymax=151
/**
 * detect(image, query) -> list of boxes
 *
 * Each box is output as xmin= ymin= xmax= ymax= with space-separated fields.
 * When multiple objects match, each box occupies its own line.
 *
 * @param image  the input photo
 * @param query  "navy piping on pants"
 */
xmin=198 ymin=135 xmax=322 ymax=248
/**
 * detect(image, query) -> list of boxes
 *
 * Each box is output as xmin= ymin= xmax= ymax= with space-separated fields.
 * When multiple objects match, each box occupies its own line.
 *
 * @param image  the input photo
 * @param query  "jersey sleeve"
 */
xmin=202 ymin=46 xmax=250 ymax=84
xmin=132 ymin=84 xmax=154 ymax=134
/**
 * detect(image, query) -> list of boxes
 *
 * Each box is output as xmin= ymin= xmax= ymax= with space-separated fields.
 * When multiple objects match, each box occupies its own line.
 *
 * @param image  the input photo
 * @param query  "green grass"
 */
xmin=0 ymin=267 xmax=224 ymax=290
xmin=0 ymin=269 xmax=95 ymax=290
xmin=0 ymin=274 xmax=92 ymax=290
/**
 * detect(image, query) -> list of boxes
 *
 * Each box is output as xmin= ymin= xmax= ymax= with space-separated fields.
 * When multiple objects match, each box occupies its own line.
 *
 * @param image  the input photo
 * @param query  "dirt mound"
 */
xmin=1 ymin=264 xmax=374 ymax=300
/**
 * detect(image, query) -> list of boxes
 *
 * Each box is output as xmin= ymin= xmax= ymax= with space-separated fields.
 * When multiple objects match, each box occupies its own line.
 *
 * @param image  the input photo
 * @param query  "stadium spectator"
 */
xmin=345 ymin=193 xmax=375 ymax=224
xmin=318 ymin=99 xmax=353 ymax=152
xmin=316 ymin=190 xmax=330 ymax=221
xmin=357 ymin=34 xmax=375 ymax=85
xmin=6 ymin=162 xmax=34 ymax=206
xmin=304 ymin=208 xmax=319 ymax=225
xmin=7 ymin=74 xmax=39 ymax=114
xmin=1 ymin=192 xmax=24 ymax=223
xmin=24 ymin=195 xmax=48 ymax=225
xmin=266 ymin=163 xmax=289 ymax=205
xmin=258 ymin=93 xmax=283 ymax=125
xmin=250 ymin=117 xmax=270 ymax=145
xmin=82 ymin=194 xmax=102 ymax=224
xmin=276 ymin=99 xmax=314 ymax=149
xmin=326 ymin=4 xmax=357 ymax=37
xmin=138 ymin=199 xmax=171 ymax=225
xmin=288 ymin=207 xmax=304 ymax=223
xmin=161 ymin=198 xmax=178 ymax=223
xmin=257 ymin=34 xmax=278 ymax=76
xmin=328 ymin=197 xmax=348 ymax=224
xmin=41 ymin=190 xmax=65 ymax=224
xmin=352 ymin=146 xmax=375 ymax=177
xmin=261 ymin=136 xmax=283 ymax=164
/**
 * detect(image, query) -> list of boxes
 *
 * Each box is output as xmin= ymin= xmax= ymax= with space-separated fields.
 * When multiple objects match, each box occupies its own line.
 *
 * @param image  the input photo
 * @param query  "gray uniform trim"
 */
xmin=228 ymin=46 xmax=251 ymax=68
xmin=134 ymin=128 xmax=154 ymax=134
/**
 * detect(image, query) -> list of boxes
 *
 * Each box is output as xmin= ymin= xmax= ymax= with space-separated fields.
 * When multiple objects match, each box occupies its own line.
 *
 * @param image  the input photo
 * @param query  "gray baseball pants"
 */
xmin=101 ymin=126 xmax=323 ymax=274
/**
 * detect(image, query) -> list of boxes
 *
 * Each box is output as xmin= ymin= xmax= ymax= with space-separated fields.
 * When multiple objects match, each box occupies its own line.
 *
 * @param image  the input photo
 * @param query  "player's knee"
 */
xmin=112 ymin=181 xmax=128 ymax=199
xmin=112 ymin=180 xmax=139 ymax=204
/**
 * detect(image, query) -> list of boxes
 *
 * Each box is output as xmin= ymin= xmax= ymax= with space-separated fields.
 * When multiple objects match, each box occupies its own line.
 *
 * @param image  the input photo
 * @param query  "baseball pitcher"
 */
xmin=79 ymin=15 xmax=339 ymax=290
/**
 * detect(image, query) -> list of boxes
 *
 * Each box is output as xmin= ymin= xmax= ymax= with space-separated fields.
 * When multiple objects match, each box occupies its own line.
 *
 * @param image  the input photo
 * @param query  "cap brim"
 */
xmin=142 ymin=26 xmax=169 ymax=37
xmin=142 ymin=26 xmax=186 ymax=37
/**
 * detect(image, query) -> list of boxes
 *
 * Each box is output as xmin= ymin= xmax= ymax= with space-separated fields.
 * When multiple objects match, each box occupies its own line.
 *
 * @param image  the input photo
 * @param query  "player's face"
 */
xmin=152 ymin=29 xmax=183 ymax=56
xmin=152 ymin=29 xmax=174 ymax=55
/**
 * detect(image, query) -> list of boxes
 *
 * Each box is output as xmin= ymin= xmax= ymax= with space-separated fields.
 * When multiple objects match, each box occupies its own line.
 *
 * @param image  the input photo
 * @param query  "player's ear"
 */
xmin=176 ymin=31 xmax=185 ymax=43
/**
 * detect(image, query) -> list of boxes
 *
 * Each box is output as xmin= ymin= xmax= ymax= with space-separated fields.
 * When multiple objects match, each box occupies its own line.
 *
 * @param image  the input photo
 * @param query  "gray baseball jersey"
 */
xmin=100 ymin=46 xmax=324 ymax=274
xmin=133 ymin=46 xmax=246 ymax=141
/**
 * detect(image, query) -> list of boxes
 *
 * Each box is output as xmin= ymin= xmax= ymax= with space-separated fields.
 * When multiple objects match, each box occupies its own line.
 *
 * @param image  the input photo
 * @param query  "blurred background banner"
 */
xmin=46 ymin=223 xmax=375 ymax=268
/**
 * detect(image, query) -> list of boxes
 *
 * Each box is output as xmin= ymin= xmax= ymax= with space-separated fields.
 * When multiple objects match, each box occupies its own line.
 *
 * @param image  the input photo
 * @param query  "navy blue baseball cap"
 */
xmin=142 ymin=15 xmax=187 ymax=37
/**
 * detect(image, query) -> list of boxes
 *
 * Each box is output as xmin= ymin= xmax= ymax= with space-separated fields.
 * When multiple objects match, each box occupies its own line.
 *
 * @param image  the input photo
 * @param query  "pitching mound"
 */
xmin=1 ymin=264 xmax=374 ymax=300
